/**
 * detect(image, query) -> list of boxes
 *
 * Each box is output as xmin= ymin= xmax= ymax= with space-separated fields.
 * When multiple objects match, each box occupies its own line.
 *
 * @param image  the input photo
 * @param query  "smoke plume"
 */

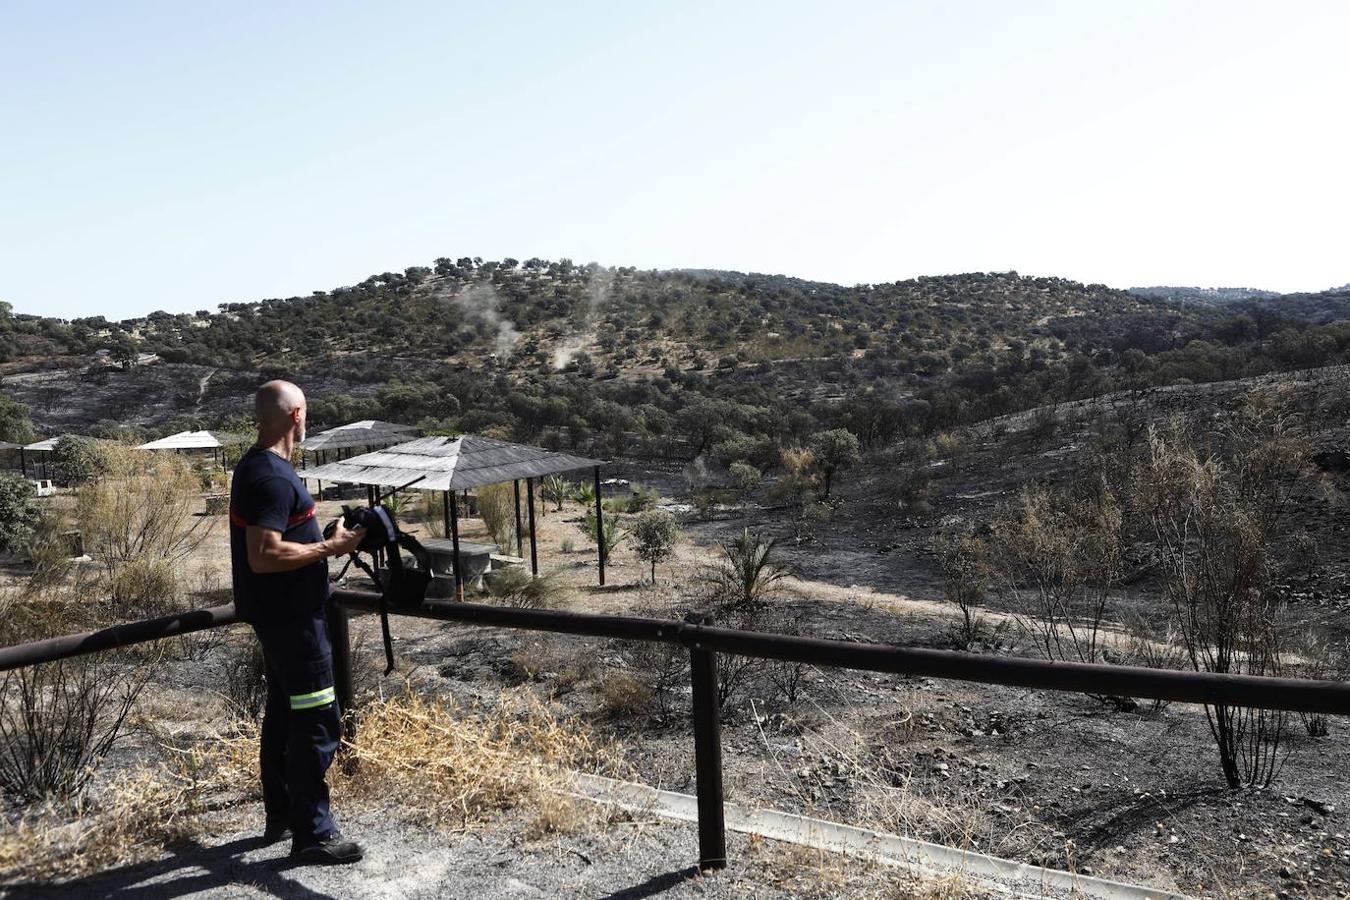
xmin=553 ymin=267 xmax=614 ymax=371
xmin=450 ymin=282 xmax=521 ymax=355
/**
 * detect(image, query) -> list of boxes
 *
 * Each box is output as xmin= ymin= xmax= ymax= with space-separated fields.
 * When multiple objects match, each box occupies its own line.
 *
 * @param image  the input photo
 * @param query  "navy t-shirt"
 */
xmin=229 ymin=446 xmax=328 ymax=625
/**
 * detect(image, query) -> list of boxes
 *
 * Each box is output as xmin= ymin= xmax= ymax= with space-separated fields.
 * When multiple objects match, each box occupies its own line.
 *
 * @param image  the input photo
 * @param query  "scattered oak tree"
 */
xmin=630 ymin=509 xmax=679 ymax=583
xmin=808 ymin=428 xmax=861 ymax=498
xmin=50 ymin=436 xmax=108 ymax=486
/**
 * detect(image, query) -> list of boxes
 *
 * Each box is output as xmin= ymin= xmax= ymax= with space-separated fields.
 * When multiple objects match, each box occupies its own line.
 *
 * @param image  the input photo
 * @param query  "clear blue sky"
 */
xmin=3 ymin=1 xmax=1347 ymax=320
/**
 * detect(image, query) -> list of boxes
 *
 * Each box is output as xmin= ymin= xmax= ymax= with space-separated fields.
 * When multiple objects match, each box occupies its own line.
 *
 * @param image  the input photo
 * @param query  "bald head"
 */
xmin=255 ymin=380 xmax=306 ymax=434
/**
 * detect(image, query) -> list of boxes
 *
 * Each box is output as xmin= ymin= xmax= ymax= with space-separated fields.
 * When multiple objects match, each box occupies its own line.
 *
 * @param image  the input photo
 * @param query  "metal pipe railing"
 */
xmin=329 ymin=591 xmax=1350 ymax=715
xmin=0 ymin=603 xmax=239 ymax=673
xmin=6 ymin=588 xmax=1350 ymax=873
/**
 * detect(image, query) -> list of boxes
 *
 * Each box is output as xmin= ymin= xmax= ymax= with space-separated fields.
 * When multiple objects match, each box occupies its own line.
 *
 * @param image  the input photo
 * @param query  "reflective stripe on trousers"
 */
xmin=290 ymin=686 xmax=336 ymax=710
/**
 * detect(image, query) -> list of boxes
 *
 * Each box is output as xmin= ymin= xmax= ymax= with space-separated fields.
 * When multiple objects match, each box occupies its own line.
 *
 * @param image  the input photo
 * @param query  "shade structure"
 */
xmin=0 ymin=441 xmax=23 ymax=451
xmin=136 ymin=430 xmax=242 ymax=451
xmin=303 ymin=435 xmax=605 ymax=492
xmin=301 ymin=420 xmax=418 ymax=453
xmin=19 ymin=435 xmax=89 ymax=479
xmin=305 ymin=435 xmax=610 ymax=596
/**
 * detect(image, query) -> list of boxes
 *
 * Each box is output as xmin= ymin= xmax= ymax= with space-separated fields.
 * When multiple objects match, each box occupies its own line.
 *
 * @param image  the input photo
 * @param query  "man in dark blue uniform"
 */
xmin=230 ymin=380 xmax=366 ymax=864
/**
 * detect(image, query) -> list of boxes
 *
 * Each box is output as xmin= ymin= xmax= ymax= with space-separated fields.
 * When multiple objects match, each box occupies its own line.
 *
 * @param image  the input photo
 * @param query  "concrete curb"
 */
xmin=568 ymin=773 xmax=1193 ymax=900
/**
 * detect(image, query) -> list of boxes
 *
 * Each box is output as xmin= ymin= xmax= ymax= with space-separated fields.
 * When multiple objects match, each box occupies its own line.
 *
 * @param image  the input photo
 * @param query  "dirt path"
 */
xmin=7 ymin=803 xmax=977 ymax=900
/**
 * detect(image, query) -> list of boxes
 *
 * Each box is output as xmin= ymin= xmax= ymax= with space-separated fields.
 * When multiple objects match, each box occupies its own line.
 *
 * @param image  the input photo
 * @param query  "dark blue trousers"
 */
xmin=252 ymin=607 xmax=340 ymax=845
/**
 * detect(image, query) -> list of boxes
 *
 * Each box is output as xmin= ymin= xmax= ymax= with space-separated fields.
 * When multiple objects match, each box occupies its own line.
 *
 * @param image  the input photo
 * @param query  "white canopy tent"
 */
xmin=136 ymin=430 xmax=232 ymax=450
xmin=136 ymin=430 xmax=245 ymax=469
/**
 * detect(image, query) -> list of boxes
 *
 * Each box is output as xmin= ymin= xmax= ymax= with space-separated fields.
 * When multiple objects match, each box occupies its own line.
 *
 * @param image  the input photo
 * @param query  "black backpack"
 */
xmin=325 ymin=503 xmax=432 ymax=674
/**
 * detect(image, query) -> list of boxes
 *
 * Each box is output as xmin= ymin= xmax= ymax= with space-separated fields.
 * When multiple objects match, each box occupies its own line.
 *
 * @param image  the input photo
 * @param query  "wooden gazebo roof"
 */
xmin=301 ymin=420 xmax=419 ymax=453
xmin=302 ymin=436 xmax=605 ymax=492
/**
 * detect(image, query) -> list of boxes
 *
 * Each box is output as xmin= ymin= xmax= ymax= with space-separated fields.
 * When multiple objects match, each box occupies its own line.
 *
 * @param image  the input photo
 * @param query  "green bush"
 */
xmin=628 ymin=483 xmax=659 ymax=513
xmin=0 ymin=394 xmax=34 ymax=445
xmin=50 ymin=436 xmax=108 ymax=486
xmin=0 ymin=473 xmax=40 ymax=556
xmin=728 ymin=462 xmax=761 ymax=506
xmin=603 ymin=483 xmax=659 ymax=514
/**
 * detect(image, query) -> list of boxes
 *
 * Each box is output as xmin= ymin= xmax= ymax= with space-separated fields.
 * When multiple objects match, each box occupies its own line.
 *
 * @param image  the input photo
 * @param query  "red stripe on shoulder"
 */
xmin=228 ymin=508 xmax=247 ymax=528
xmin=288 ymin=506 xmax=316 ymax=526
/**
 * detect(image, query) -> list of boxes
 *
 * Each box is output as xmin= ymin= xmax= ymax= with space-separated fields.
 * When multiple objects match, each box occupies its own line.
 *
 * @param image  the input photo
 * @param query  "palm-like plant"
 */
xmin=717 ymin=528 xmax=790 ymax=607
xmin=541 ymin=475 xmax=570 ymax=512
xmin=573 ymin=481 xmax=598 ymax=508
xmin=583 ymin=510 xmax=626 ymax=558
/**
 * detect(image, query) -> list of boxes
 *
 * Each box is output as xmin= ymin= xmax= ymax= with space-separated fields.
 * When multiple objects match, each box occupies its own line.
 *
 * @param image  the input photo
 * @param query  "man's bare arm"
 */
xmin=246 ymin=521 xmax=362 ymax=574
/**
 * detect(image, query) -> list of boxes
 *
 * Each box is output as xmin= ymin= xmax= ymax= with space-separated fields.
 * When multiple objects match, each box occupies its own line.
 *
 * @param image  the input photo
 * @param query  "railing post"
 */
xmin=688 ymin=627 xmax=727 ymax=870
xmin=327 ymin=603 xmax=356 ymax=745
xmin=593 ymin=465 xmax=605 ymax=586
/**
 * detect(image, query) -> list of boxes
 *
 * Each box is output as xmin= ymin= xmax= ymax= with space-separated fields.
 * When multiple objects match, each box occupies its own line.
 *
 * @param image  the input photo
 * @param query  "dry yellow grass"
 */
xmin=599 ymin=671 xmax=652 ymax=718
xmin=0 ymin=686 xmax=620 ymax=885
xmin=333 ymin=687 xmax=618 ymax=828
xmin=0 ymin=770 xmax=197 ymax=882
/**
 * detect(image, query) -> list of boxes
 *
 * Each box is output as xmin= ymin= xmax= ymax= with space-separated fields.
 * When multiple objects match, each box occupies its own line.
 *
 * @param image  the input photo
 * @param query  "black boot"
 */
xmin=290 ymin=833 xmax=365 ymax=865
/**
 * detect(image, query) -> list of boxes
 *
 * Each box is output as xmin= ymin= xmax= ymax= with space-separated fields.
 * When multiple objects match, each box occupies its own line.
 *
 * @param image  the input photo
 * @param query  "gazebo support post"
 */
xmin=365 ymin=485 xmax=380 ymax=569
xmin=441 ymin=490 xmax=451 ymax=539
xmin=526 ymin=477 xmax=538 ymax=576
xmin=594 ymin=466 xmax=605 ymax=586
xmin=19 ymin=449 xmax=25 ymax=478
xmin=513 ymin=480 xmax=523 ymax=557
xmin=449 ymin=490 xmax=463 ymax=601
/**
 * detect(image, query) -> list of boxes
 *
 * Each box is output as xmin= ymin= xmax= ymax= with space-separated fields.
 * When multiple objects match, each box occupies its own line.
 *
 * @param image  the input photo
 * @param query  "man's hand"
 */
xmin=325 ymin=519 xmax=365 ymax=557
